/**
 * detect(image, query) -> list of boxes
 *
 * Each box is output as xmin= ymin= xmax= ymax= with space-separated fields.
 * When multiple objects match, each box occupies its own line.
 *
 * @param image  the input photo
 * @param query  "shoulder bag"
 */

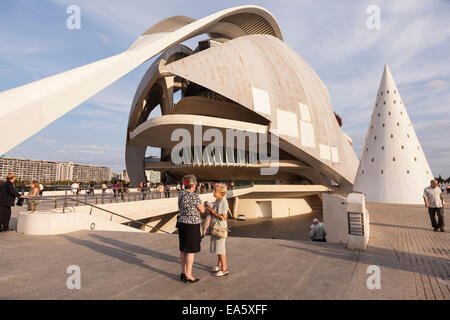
xmin=211 ymin=219 xmax=230 ymax=239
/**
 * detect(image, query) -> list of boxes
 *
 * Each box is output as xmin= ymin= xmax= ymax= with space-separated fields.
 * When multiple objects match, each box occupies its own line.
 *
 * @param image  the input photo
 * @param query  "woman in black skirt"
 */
xmin=177 ymin=174 xmax=205 ymax=283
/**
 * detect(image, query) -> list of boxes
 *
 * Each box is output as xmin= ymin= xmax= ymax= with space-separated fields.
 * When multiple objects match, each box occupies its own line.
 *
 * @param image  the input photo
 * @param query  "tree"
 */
xmin=435 ymin=175 xmax=444 ymax=184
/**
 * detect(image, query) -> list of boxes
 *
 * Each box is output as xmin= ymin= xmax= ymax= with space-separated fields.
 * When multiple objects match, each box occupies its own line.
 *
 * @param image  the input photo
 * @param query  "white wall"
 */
xmin=271 ymin=198 xmax=312 ymax=218
xmin=17 ymin=212 xmax=143 ymax=235
xmin=323 ymin=192 xmax=370 ymax=250
xmin=322 ymin=193 xmax=348 ymax=244
xmin=235 ymin=197 xmax=313 ymax=219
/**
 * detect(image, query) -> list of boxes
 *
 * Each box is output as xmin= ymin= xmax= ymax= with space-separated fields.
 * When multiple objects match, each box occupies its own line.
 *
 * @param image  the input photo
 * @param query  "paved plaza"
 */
xmin=0 ymin=196 xmax=448 ymax=300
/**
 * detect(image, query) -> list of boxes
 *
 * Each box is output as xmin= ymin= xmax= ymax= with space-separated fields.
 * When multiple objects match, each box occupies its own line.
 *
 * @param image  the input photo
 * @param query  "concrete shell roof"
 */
xmin=158 ymin=35 xmax=358 ymax=186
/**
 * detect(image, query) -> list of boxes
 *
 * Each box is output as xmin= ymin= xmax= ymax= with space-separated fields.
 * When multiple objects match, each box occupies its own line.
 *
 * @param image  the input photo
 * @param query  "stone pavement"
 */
xmin=0 ymin=197 xmax=448 ymax=300
xmin=364 ymin=197 xmax=449 ymax=300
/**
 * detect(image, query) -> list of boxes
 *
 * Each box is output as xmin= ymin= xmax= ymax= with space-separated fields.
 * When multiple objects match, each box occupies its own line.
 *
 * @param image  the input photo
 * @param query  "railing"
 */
xmin=21 ymin=184 xmax=252 ymax=210
xmin=21 ymin=195 xmax=173 ymax=234
xmin=19 ymin=184 xmax=251 ymax=211
xmin=19 ymin=189 xmax=181 ymax=211
xmin=19 ymin=184 xmax=253 ymax=232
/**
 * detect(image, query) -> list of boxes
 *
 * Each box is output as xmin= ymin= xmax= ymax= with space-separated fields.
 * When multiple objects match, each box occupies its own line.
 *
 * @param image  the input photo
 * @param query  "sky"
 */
xmin=0 ymin=0 xmax=449 ymax=176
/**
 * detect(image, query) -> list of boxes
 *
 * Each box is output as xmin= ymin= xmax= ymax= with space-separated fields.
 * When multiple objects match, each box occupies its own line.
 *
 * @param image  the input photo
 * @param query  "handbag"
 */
xmin=211 ymin=219 xmax=230 ymax=239
xmin=16 ymin=197 xmax=24 ymax=207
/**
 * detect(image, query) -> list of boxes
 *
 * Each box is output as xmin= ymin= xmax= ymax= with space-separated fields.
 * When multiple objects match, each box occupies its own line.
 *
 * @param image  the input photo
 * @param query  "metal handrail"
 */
xmin=20 ymin=184 xmax=253 ymax=232
xmin=73 ymin=199 xmax=172 ymax=234
xmin=22 ymin=196 xmax=172 ymax=234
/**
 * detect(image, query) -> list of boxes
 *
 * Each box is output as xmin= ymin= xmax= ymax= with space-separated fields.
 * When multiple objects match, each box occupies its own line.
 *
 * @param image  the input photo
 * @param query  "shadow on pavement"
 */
xmin=89 ymin=233 xmax=211 ymax=272
xmin=61 ymin=234 xmax=179 ymax=281
xmin=279 ymin=241 xmax=450 ymax=280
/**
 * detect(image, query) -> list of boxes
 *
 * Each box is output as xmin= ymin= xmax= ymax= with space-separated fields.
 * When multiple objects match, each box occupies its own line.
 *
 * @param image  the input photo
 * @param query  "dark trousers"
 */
xmin=428 ymin=207 xmax=444 ymax=229
xmin=0 ymin=206 xmax=12 ymax=231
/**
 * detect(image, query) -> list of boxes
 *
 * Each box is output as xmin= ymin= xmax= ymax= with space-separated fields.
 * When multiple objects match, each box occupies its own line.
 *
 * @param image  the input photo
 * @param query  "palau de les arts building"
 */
xmin=125 ymin=7 xmax=359 ymax=189
xmin=0 ymin=6 xmax=434 ymax=219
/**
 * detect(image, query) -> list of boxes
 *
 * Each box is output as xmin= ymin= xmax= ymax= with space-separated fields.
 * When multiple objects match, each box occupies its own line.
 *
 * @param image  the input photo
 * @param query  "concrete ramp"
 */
xmin=71 ymin=187 xmax=254 ymax=224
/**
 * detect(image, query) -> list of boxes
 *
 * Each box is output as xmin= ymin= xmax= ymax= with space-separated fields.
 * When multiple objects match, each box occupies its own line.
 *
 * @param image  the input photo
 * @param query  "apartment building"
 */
xmin=0 ymin=157 xmax=112 ymax=183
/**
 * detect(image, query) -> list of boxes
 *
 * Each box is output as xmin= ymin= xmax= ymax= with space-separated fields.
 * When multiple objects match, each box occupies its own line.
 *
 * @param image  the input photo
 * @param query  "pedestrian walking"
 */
xmin=164 ymin=183 xmax=171 ymax=198
xmin=118 ymin=181 xmax=124 ymax=200
xmin=157 ymin=184 xmax=164 ymax=198
xmin=101 ymin=182 xmax=107 ymax=194
xmin=89 ymin=181 xmax=95 ymax=195
xmin=112 ymin=182 xmax=118 ymax=199
xmin=424 ymin=179 xmax=445 ymax=232
xmin=70 ymin=181 xmax=79 ymax=195
xmin=143 ymin=182 xmax=148 ymax=200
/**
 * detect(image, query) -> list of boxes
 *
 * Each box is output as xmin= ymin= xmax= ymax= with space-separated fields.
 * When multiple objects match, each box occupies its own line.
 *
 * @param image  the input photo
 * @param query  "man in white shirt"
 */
xmin=423 ymin=179 xmax=445 ymax=232
xmin=71 ymin=182 xmax=79 ymax=195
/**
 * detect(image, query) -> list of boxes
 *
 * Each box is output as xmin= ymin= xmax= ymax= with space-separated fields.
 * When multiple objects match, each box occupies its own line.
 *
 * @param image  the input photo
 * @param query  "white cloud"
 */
xmin=65 ymin=144 xmax=124 ymax=152
xmin=424 ymin=80 xmax=449 ymax=91
xmin=35 ymin=137 xmax=56 ymax=144
xmin=95 ymin=32 xmax=111 ymax=44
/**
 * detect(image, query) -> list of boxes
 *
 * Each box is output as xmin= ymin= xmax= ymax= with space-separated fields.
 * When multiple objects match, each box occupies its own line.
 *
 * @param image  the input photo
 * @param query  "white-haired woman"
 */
xmin=207 ymin=183 xmax=229 ymax=277
xmin=177 ymin=174 xmax=205 ymax=283
xmin=309 ymin=218 xmax=327 ymax=242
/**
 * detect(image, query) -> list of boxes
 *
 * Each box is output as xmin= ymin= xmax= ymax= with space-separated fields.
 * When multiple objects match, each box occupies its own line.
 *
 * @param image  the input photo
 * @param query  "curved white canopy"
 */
xmin=0 ymin=5 xmax=282 ymax=155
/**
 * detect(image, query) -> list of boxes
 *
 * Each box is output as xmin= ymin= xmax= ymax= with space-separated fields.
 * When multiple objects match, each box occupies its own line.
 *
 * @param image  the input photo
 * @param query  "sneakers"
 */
xmin=211 ymin=265 xmax=221 ymax=272
xmin=214 ymin=270 xmax=229 ymax=277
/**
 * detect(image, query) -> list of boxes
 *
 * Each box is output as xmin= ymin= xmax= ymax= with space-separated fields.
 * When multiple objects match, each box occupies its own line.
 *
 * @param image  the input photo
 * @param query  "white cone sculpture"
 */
xmin=353 ymin=65 xmax=433 ymax=204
